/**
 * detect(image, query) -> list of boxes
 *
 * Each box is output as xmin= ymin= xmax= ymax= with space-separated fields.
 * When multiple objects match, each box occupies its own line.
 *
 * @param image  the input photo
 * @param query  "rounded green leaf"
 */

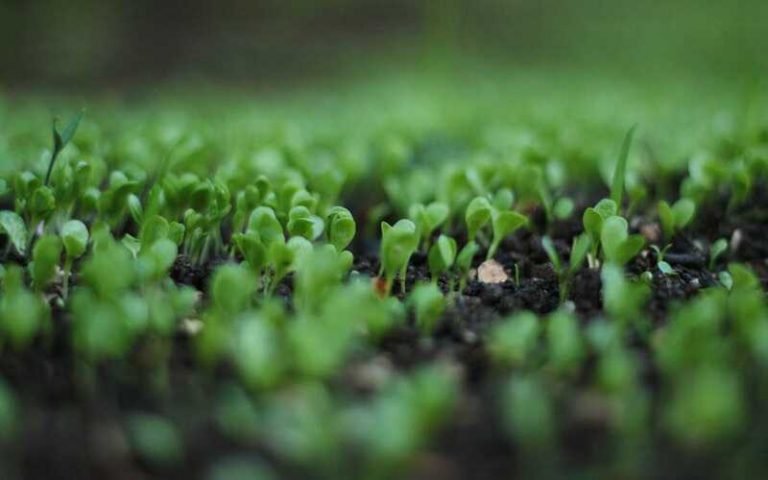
xmin=327 ymin=206 xmax=356 ymax=251
xmin=0 ymin=211 xmax=28 ymax=255
xmin=61 ymin=219 xmax=89 ymax=259
xmin=465 ymin=197 xmax=492 ymax=241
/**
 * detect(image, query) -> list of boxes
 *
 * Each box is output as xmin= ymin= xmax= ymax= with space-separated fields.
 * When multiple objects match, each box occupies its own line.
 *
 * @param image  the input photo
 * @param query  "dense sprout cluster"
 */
xmin=1 ymin=78 xmax=768 ymax=478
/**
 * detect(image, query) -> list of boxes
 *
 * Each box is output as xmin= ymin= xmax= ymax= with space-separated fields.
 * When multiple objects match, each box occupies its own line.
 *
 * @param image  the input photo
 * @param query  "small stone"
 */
xmin=730 ymin=229 xmax=743 ymax=253
xmin=640 ymin=222 xmax=661 ymax=243
xmin=477 ymin=259 xmax=508 ymax=284
xmin=179 ymin=318 xmax=203 ymax=336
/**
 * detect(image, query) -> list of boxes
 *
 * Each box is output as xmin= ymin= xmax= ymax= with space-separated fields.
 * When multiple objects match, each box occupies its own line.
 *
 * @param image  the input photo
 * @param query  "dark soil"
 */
xmin=1 ymin=193 xmax=767 ymax=480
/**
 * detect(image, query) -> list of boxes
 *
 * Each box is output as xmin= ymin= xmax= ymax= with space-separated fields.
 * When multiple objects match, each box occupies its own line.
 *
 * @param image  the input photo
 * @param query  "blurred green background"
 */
xmin=1 ymin=0 xmax=766 ymax=91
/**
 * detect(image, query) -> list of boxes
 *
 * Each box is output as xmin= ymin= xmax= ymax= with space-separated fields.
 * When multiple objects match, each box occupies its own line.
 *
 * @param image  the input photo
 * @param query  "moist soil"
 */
xmin=1 ymin=192 xmax=767 ymax=480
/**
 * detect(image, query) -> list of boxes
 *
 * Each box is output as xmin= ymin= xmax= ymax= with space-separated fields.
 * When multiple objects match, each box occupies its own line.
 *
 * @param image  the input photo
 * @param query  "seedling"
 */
xmin=657 ymin=198 xmax=696 ymax=240
xmin=60 ymin=220 xmax=89 ymax=298
xmin=488 ymin=311 xmax=540 ymax=367
xmin=465 ymin=196 xmax=492 ymax=243
xmin=610 ymin=125 xmax=636 ymax=209
xmin=379 ymin=219 xmax=419 ymax=295
xmin=427 ymin=234 xmax=457 ymax=282
xmin=600 ymin=216 xmax=645 ymax=266
xmin=30 ymin=235 xmax=62 ymax=292
xmin=45 ymin=111 xmax=84 ymax=186
xmin=709 ymin=238 xmax=728 ymax=270
xmin=651 ymin=244 xmax=675 ymax=276
xmin=408 ymin=282 xmax=445 ymax=334
xmin=541 ymin=233 xmax=590 ymax=302
xmin=409 ymin=201 xmax=450 ymax=250
xmin=487 ymin=208 xmax=527 ymax=260
xmin=326 ymin=206 xmax=356 ymax=251
xmin=0 ymin=266 xmax=49 ymax=350
xmin=455 ymin=240 xmax=479 ymax=292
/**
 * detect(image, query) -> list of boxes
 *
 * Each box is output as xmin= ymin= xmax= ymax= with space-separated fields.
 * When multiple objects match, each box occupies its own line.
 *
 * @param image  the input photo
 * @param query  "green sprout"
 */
xmin=326 ymin=206 xmax=356 ymax=252
xmin=408 ymin=282 xmax=446 ymax=334
xmin=657 ymin=198 xmax=696 ymax=240
xmin=45 ymin=110 xmax=84 ymax=186
xmin=60 ymin=219 xmax=89 ymax=298
xmin=487 ymin=207 xmax=527 ymax=260
xmin=454 ymin=240 xmax=480 ymax=292
xmin=0 ymin=265 xmax=50 ymax=350
xmin=541 ymin=233 xmax=590 ymax=302
xmin=709 ymin=238 xmax=728 ymax=270
xmin=488 ymin=311 xmax=540 ymax=367
xmin=427 ymin=234 xmax=457 ymax=282
xmin=409 ymin=201 xmax=450 ymax=250
xmin=30 ymin=235 xmax=62 ymax=292
xmin=379 ymin=219 xmax=419 ymax=295
xmin=610 ymin=125 xmax=637 ymax=209
xmin=650 ymin=244 xmax=675 ymax=276
xmin=465 ymin=196 xmax=493 ymax=243
xmin=600 ymin=216 xmax=645 ymax=266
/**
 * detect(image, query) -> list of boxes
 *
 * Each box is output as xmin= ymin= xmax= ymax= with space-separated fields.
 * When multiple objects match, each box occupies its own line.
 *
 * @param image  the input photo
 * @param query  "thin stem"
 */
xmin=44 ymin=151 xmax=58 ymax=187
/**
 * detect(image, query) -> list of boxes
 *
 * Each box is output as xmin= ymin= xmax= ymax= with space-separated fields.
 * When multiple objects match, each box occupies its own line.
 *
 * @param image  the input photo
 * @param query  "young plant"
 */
xmin=379 ymin=219 xmax=419 ymax=294
xmin=582 ymin=198 xmax=618 ymax=265
xmin=0 ymin=266 xmax=50 ymax=350
xmin=600 ymin=216 xmax=645 ymax=266
xmin=326 ymin=206 xmax=356 ymax=252
xmin=427 ymin=234 xmax=457 ymax=282
xmin=45 ymin=110 xmax=84 ymax=186
xmin=409 ymin=201 xmax=450 ymax=250
xmin=546 ymin=310 xmax=584 ymax=377
xmin=30 ymin=235 xmax=62 ymax=292
xmin=60 ymin=220 xmax=89 ymax=298
xmin=658 ymin=198 xmax=696 ymax=240
xmin=501 ymin=375 xmax=554 ymax=448
xmin=609 ymin=125 xmax=637 ymax=209
xmin=602 ymin=263 xmax=650 ymax=330
xmin=541 ymin=233 xmax=590 ymax=302
xmin=408 ymin=282 xmax=446 ymax=334
xmin=487 ymin=311 xmax=540 ymax=367
xmin=708 ymin=238 xmax=728 ymax=271
xmin=465 ymin=196 xmax=493 ymax=243
xmin=651 ymin=244 xmax=675 ymax=276
xmin=487 ymin=208 xmax=527 ymax=260
xmin=455 ymin=240 xmax=479 ymax=292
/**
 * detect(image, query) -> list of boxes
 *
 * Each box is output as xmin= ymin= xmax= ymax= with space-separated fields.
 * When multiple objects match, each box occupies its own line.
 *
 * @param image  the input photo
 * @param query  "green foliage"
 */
xmin=30 ymin=235 xmax=62 ymax=291
xmin=465 ymin=196 xmax=492 ymax=243
xmin=61 ymin=220 xmax=89 ymax=259
xmin=501 ymin=376 xmax=554 ymax=448
xmin=379 ymin=219 xmax=419 ymax=294
xmin=326 ymin=206 xmax=356 ymax=251
xmin=488 ymin=311 xmax=540 ymax=367
xmin=46 ymin=111 xmax=84 ymax=186
xmin=600 ymin=216 xmax=645 ymax=266
xmin=427 ymin=234 xmax=456 ymax=281
xmin=408 ymin=282 xmax=445 ymax=334
xmin=610 ymin=125 xmax=636 ymax=208
xmin=487 ymin=208 xmax=527 ymax=260
xmin=0 ymin=266 xmax=49 ymax=349
xmin=542 ymin=233 xmax=590 ymax=302
xmin=126 ymin=414 xmax=184 ymax=467
xmin=0 ymin=211 xmax=27 ymax=256
xmin=409 ymin=201 xmax=450 ymax=250
xmin=546 ymin=310 xmax=584 ymax=376
xmin=658 ymin=198 xmax=696 ymax=240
